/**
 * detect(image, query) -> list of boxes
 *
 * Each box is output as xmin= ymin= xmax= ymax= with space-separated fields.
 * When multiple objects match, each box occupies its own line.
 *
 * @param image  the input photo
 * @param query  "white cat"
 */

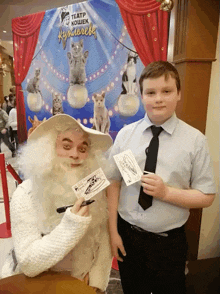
xmin=92 ymin=93 xmax=110 ymax=134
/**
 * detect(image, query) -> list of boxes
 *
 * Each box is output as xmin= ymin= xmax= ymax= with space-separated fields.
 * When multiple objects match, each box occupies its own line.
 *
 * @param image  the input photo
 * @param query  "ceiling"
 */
xmin=0 ymin=0 xmax=85 ymax=56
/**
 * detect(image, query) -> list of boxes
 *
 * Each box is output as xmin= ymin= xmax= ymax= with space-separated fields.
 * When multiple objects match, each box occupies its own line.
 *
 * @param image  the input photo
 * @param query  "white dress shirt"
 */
xmin=108 ymin=113 xmax=216 ymax=233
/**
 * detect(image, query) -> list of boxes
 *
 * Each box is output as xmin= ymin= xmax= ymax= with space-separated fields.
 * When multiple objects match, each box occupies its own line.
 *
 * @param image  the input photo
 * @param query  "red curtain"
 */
xmin=12 ymin=11 xmax=45 ymax=143
xmin=116 ymin=0 xmax=169 ymax=66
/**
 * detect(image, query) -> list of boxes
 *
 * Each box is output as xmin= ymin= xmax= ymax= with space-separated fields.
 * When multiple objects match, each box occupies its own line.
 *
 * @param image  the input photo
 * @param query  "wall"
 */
xmin=3 ymin=63 xmax=13 ymax=97
xmin=198 ymin=18 xmax=220 ymax=259
xmin=0 ymin=51 xmax=13 ymax=100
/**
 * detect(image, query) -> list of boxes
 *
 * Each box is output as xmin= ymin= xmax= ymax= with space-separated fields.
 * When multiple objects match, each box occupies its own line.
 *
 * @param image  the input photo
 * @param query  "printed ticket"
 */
xmin=113 ymin=149 xmax=143 ymax=186
xmin=72 ymin=168 xmax=110 ymax=200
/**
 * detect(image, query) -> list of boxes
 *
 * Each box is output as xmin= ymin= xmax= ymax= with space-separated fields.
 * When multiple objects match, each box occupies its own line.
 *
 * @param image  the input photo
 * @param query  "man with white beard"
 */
xmin=1 ymin=114 xmax=113 ymax=294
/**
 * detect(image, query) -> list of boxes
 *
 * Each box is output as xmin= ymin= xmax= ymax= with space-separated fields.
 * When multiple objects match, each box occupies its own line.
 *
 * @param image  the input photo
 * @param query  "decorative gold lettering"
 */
xmin=88 ymin=22 xmax=97 ymax=39
xmin=58 ymin=23 xmax=97 ymax=49
xmin=84 ymin=27 xmax=88 ymax=35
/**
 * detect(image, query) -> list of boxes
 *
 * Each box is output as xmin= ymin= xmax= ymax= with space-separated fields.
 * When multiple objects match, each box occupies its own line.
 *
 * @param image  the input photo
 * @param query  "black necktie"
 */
xmin=138 ymin=125 xmax=163 ymax=210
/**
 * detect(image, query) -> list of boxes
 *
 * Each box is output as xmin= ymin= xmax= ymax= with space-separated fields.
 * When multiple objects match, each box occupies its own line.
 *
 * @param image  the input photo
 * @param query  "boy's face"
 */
xmin=141 ymin=74 xmax=181 ymax=125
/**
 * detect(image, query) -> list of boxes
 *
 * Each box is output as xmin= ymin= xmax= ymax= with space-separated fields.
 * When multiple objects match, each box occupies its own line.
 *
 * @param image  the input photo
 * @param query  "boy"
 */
xmin=107 ymin=61 xmax=215 ymax=294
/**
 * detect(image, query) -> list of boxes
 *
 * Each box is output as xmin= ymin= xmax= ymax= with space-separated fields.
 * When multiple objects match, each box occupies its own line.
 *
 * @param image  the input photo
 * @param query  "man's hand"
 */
xmin=83 ymin=272 xmax=89 ymax=284
xmin=83 ymin=274 xmax=105 ymax=293
xmin=1 ymin=128 xmax=7 ymax=134
xmin=141 ymin=173 xmax=168 ymax=201
xmin=92 ymin=288 xmax=105 ymax=293
xmin=110 ymin=231 xmax=126 ymax=262
xmin=70 ymin=197 xmax=89 ymax=217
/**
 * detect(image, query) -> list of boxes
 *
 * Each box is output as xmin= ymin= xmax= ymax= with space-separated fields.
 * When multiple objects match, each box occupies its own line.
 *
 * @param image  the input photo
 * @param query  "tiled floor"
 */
xmin=0 ymin=142 xmax=123 ymax=293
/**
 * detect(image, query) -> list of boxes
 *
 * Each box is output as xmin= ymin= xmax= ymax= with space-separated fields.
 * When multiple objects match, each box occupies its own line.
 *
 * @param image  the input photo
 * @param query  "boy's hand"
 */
xmin=141 ymin=173 xmax=168 ymax=200
xmin=110 ymin=232 xmax=126 ymax=262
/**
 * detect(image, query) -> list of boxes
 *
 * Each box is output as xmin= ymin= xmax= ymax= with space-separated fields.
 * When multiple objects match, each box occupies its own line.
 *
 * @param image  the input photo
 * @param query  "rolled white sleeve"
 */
xmin=190 ymin=137 xmax=216 ymax=194
xmin=10 ymin=182 xmax=91 ymax=277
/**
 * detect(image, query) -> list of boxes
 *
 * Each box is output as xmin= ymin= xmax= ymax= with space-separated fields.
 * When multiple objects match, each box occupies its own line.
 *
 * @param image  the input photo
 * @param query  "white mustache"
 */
xmin=70 ymin=159 xmax=85 ymax=166
xmin=55 ymin=157 xmax=85 ymax=171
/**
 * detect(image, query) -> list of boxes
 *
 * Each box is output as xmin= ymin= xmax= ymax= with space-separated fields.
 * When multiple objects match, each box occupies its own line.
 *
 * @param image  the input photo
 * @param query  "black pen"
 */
xmin=56 ymin=200 xmax=95 ymax=214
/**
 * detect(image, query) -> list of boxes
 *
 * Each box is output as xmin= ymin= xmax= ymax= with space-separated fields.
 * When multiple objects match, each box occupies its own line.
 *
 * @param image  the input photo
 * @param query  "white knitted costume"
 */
xmin=1 ymin=180 xmax=112 ymax=291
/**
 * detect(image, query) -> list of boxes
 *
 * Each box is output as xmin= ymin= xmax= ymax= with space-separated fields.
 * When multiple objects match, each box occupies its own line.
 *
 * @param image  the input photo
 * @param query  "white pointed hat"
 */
xmin=28 ymin=114 xmax=113 ymax=152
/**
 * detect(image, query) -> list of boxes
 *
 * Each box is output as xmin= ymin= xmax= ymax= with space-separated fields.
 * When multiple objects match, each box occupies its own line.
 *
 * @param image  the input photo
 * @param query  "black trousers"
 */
xmin=117 ymin=213 xmax=188 ymax=294
xmin=0 ymin=130 xmax=15 ymax=153
xmin=11 ymin=130 xmax=18 ymax=150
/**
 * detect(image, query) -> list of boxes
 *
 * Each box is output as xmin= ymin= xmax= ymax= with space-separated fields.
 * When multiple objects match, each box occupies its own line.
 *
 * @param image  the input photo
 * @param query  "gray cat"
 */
xmin=67 ymin=39 xmax=89 ymax=86
xmin=52 ymin=93 xmax=64 ymax=115
xmin=27 ymin=68 xmax=41 ymax=94
xmin=92 ymin=92 xmax=110 ymax=134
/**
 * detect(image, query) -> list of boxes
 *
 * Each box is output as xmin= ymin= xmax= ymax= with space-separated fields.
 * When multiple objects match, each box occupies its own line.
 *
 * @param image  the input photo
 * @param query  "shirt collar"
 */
xmin=140 ymin=113 xmax=178 ymax=135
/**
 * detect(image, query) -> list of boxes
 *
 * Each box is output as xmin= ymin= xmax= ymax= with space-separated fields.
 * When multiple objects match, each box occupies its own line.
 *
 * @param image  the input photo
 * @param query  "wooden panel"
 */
xmin=10 ymin=56 xmax=15 ymax=86
xmin=174 ymin=0 xmax=188 ymax=58
xmin=174 ymin=0 xmax=219 ymax=63
xmin=185 ymin=208 xmax=203 ymax=260
xmin=172 ymin=0 xmax=219 ymax=260
xmin=175 ymin=61 xmax=213 ymax=134
xmin=186 ymin=0 xmax=219 ymax=60
xmin=186 ymin=257 xmax=220 ymax=293
xmin=0 ymin=51 xmax=4 ymax=103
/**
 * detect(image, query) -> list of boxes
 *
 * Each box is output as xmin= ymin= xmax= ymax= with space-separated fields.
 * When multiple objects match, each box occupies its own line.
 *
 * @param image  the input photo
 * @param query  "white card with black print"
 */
xmin=113 ymin=149 xmax=143 ymax=186
xmin=72 ymin=168 xmax=110 ymax=200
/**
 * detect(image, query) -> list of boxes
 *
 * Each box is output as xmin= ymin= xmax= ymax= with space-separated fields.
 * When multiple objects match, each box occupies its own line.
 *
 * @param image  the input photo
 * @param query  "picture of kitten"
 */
xmin=121 ymin=52 xmax=138 ymax=95
xmin=27 ymin=68 xmax=42 ymax=95
xmin=67 ymin=39 xmax=89 ymax=86
xmin=92 ymin=92 xmax=110 ymax=134
xmin=52 ymin=93 xmax=64 ymax=115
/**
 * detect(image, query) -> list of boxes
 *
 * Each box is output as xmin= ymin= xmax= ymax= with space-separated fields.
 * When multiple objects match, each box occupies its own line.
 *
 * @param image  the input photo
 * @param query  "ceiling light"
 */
xmin=3 ymin=31 xmax=7 ymax=33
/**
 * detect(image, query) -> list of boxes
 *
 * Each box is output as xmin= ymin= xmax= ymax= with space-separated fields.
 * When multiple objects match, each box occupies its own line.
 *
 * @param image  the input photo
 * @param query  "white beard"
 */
xmin=32 ymin=151 xmax=108 ymax=233
xmin=17 ymin=133 xmax=109 ymax=233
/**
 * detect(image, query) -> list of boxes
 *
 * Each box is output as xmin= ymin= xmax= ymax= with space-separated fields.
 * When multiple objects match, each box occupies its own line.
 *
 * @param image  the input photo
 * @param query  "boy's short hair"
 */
xmin=139 ymin=61 xmax=181 ymax=95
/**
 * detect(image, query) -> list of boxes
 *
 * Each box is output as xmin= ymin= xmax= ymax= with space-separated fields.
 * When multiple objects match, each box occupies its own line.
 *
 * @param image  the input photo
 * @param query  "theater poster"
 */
xmin=12 ymin=0 xmax=169 ymax=141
